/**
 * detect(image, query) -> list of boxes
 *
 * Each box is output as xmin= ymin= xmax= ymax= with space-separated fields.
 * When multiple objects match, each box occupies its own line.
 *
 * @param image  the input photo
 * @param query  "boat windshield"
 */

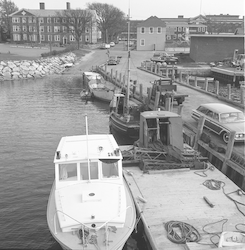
xmin=59 ymin=163 xmax=78 ymax=181
xmin=100 ymin=159 xmax=119 ymax=178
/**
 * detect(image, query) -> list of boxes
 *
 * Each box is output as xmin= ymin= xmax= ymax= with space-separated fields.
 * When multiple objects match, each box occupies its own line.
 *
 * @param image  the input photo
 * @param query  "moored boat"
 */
xmin=47 ymin=116 xmax=136 ymax=250
xmin=83 ymin=71 xmax=119 ymax=103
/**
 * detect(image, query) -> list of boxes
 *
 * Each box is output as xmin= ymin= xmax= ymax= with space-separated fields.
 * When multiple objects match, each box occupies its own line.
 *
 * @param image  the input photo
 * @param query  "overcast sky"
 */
xmin=13 ymin=0 xmax=245 ymax=20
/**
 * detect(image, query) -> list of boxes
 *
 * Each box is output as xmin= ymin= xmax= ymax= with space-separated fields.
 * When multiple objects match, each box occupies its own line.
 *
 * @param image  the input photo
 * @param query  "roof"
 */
xmin=199 ymin=103 xmax=242 ymax=113
xmin=9 ymin=8 xmax=96 ymax=17
xmin=138 ymin=16 xmax=166 ymax=28
xmin=190 ymin=34 xmax=244 ymax=38
xmin=141 ymin=110 xmax=180 ymax=119
xmin=54 ymin=134 xmax=121 ymax=163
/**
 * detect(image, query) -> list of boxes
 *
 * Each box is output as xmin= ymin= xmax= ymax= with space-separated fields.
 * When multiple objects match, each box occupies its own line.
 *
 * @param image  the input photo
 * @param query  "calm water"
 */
xmin=0 ymin=75 xmax=111 ymax=249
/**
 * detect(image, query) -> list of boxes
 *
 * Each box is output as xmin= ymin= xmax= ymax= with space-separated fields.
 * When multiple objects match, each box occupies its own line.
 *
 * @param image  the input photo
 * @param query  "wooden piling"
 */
xmin=215 ymin=80 xmax=219 ymax=95
xmin=194 ymin=116 xmax=205 ymax=150
xmin=227 ymin=84 xmax=231 ymax=100
xmin=153 ymin=92 xmax=160 ymax=111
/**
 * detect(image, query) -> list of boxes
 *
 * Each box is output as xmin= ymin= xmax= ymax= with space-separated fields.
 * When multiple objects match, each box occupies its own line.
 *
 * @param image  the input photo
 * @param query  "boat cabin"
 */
xmin=54 ymin=134 xmax=123 ymax=189
xmin=139 ymin=110 xmax=184 ymax=151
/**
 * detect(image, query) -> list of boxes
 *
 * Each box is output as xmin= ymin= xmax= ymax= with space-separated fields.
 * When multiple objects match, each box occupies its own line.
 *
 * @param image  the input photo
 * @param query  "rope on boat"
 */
xmin=164 ymin=221 xmax=201 ymax=244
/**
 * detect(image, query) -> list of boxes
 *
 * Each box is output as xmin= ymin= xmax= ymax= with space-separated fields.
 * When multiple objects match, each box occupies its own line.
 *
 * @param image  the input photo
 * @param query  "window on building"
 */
xmin=48 ymin=35 xmax=52 ymax=41
xmin=54 ymin=35 xmax=60 ymax=41
xmin=140 ymin=39 xmax=145 ymax=46
xmin=41 ymin=35 xmax=45 ymax=41
xmin=157 ymin=27 xmax=162 ymax=33
xmin=28 ymin=17 xmax=32 ymax=23
xmin=22 ymin=26 xmax=27 ymax=32
xmin=13 ymin=26 xmax=20 ymax=32
xmin=149 ymin=27 xmax=153 ymax=34
xmin=47 ymin=26 xmax=52 ymax=32
xmin=12 ymin=18 xmax=20 ymax=23
xmin=198 ymin=27 xmax=201 ymax=32
xmin=141 ymin=27 xmax=145 ymax=33
xmin=79 ymin=36 xmax=83 ymax=41
xmin=63 ymin=26 xmax=67 ymax=32
xmin=40 ymin=26 xmax=44 ymax=32
xmin=23 ymin=34 xmax=27 ymax=40
xmin=30 ymin=34 xmax=37 ymax=41
xmin=33 ymin=27 xmax=37 ymax=32
xmin=202 ymin=27 xmax=205 ymax=32
xmin=33 ymin=18 xmax=36 ymax=23
xmin=85 ymin=28 xmax=89 ymax=33
xmin=13 ymin=34 xmax=21 ymax=41
xmin=86 ymin=35 xmax=89 ymax=42
xmin=178 ymin=27 xmax=182 ymax=31
xmin=167 ymin=35 xmax=171 ymax=40
xmin=173 ymin=34 xmax=177 ymax=39
xmin=22 ymin=17 xmax=26 ymax=23
xmin=47 ymin=18 xmax=51 ymax=23
xmin=39 ymin=18 xmax=44 ymax=23
xmin=54 ymin=18 xmax=60 ymax=23
xmin=29 ymin=26 xmax=33 ymax=32
xmin=174 ymin=27 xmax=177 ymax=31
xmin=62 ymin=18 xmax=66 ymax=23
xmin=70 ymin=35 xmax=75 ymax=41
xmin=54 ymin=26 xmax=60 ymax=32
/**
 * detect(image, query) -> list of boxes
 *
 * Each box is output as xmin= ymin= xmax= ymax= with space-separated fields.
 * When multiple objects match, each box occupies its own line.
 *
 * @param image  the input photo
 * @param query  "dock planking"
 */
xmin=123 ymin=163 xmax=245 ymax=250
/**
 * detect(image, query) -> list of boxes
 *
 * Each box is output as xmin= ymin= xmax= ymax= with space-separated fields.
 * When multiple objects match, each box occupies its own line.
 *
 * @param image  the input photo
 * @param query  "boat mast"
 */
xmin=85 ymin=115 xmax=91 ymax=181
xmin=125 ymin=8 xmax=131 ymax=115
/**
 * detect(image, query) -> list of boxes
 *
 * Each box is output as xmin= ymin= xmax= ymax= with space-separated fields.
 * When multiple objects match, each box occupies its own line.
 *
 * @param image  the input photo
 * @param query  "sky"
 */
xmin=12 ymin=0 xmax=245 ymax=20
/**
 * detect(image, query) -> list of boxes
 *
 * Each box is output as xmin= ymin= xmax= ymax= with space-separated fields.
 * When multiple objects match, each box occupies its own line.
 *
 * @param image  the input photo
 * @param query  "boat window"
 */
xmin=80 ymin=161 xmax=98 ymax=180
xmin=59 ymin=163 xmax=77 ymax=181
xmin=101 ymin=160 xmax=119 ymax=178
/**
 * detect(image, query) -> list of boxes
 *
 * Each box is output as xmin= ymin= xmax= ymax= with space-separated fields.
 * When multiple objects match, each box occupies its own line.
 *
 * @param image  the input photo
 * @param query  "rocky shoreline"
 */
xmin=0 ymin=52 xmax=77 ymax=81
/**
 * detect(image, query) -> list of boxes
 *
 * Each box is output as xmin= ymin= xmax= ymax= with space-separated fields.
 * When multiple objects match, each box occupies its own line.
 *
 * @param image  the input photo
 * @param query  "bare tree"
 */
xmin=0 ymin=0 xmax=18 ymax=41
xmin=87 ymin=3 xmax=126 ymax=43
xmin=56 ymin=8 xmax=94 ymax=49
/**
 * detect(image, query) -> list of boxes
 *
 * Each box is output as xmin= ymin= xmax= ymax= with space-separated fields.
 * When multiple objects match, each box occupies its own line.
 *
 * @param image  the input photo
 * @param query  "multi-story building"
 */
xmin=136 ymin=16 xmax=166 ymax=51
xmin=9 ymin=2 xmax=98 ymax=46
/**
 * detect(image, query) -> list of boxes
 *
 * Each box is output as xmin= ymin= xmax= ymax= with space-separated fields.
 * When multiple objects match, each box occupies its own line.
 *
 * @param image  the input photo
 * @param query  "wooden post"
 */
xmin=227 ymin=84 xmax=231 ymax=100
xmin=139 ymin=84 xmax=143 ymax=99
xmin=177 ymin=104 xmax=184 ymax=116
xmin=204 ymin=78 xmax=208 ymax=92
xmin=111 ymin=68 xmax=113 ymax=79
xmin=150 ymin=62 xmax=153 ymax=73
xmin=186 ymin=74 xmax=190 ymax=85
xmin=194 ymin=76 xmax=197 ymax=87
xmin=179 ymin=71 xmax=182 ymax=82
xmin=147 ymin=87 xmax=152 ymax=106
xmin=166 ymin=68 xmax=169 ymax=77
xmin=153 ymin=92 xmax=160 ymax=111
xmin=165 ymin=97 xmax=171 ymax=111
xmin=119 ymin=72 xmax=122 ymax=85
xmin=215 ymin=80 xmax=219 ymax=95
xmin=241 ymin=86 xmax=245 ymax=105
xmin=194 ymin=116 xmax=205 ymax=150
xmin=115 ymin=70 xmax=118 ymax=82
xmin=132 ymin=80 xmax=137 ymax=96
xmin=221 ymin=131 xmax=235 ymax=175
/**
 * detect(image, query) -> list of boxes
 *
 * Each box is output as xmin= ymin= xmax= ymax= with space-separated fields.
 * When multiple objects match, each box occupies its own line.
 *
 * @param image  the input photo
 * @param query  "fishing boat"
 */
xmin=109 ymin=14 xmax=146 ymax=140
xmin=83 ymin=71 xmax=119 ymax=103
xmin=47 ymin=116 xmax=136 ymax=250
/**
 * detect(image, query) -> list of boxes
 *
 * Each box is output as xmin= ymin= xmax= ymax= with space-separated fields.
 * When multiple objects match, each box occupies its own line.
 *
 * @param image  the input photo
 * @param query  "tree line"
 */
xmin=0 ymin=0 xmax=127 ymax=48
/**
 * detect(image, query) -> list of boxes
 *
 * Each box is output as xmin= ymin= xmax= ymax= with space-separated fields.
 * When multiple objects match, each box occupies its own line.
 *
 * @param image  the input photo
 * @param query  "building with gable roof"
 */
xmin=9 ymin=2 xmax=98 ymax=46
xmin=136 ymin=16 xmax=166 ymax=51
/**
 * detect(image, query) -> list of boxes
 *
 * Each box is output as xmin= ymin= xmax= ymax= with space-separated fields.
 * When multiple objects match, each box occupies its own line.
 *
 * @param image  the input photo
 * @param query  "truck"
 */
xmin=150 ymin=78 xmax=188 ymax=106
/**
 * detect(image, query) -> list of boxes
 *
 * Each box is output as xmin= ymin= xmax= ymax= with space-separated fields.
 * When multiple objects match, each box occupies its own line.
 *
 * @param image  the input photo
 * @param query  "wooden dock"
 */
xmin=122 ymin=153 xmax=245 ymax=250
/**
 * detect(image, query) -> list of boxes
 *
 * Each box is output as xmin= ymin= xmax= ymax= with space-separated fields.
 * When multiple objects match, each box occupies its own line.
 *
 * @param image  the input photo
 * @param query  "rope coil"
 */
xmin=164 ymin=221 xmax=201 ymax=244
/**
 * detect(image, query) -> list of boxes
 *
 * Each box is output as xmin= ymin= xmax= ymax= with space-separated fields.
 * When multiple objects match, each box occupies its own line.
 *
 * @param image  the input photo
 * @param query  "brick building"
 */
xmin=9 ymin=2 xmax=98 ymax=46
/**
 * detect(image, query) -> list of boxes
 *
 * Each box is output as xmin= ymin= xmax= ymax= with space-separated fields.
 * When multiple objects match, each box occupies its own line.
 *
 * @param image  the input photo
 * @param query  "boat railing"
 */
xmin=54 ymin=205 xmax=134 ymax=235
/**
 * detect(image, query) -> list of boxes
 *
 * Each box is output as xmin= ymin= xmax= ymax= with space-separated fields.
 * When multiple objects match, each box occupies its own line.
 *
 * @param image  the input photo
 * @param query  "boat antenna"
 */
xmin=85 ymin=114 xmax=91 ymax=181
xmin=125 ymin=8 xmax=131 ymax=115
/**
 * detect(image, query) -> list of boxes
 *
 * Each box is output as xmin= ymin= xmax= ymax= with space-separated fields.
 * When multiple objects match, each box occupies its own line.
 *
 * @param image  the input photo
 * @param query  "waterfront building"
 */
xmin=9 ymin=2 xmax=98 ymax=46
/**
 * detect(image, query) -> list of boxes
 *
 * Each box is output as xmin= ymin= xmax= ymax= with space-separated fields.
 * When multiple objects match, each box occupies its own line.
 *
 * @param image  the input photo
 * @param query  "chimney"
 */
xmin=40 ymin=2 xmax=45 ymax=10
xmin=178 ymin=15 xmax=184 ymax=18
xmin=66 ymin=2 xmax=70 ymax=10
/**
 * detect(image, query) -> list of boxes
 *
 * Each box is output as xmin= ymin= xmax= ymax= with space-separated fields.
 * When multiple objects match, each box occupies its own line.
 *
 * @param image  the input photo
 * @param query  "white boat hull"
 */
xmin=92 ymin=88 xmax=114 ymax=102
xmin=47 ymin=178 xmax=136 ymax=250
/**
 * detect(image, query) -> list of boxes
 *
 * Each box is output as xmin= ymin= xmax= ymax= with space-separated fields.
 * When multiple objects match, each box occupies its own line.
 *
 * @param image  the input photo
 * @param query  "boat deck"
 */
xmin=123 ymin=163 xmax=245 ymax=250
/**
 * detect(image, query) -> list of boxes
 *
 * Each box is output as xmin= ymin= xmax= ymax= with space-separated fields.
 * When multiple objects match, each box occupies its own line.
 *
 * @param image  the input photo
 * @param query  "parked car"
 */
xmin=150 ymin=52 xmax=179 ymax=65
xmin=191 ymin=103 xmax=245 ymax=143
xmin=107 ymin=56 xmax=118 ymax=65
xmin=100 ymin=43 xmax=110 ymax=49
xmin=110 ymin=42 xmax=115 ymax=47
